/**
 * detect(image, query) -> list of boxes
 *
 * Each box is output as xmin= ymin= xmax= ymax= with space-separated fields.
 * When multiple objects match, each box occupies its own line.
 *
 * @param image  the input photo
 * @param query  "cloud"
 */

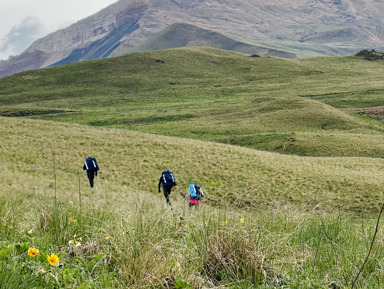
xmin=0 ymin=17 xmax=43 ymax=59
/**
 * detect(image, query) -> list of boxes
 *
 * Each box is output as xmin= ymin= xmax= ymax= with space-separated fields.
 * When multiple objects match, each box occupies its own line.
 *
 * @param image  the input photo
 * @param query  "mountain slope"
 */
xmin=128 ymin=23 xmax=296 ymax=58
xmin=1 ymin=115 xmax=384 ymax=213
xmin=1 ymin=47 xmax=384 ymax=157
xmin=2 ymin=0 xmax=384 ymax=77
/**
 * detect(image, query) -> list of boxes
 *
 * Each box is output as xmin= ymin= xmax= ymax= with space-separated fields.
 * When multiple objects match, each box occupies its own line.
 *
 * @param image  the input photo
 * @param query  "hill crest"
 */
xmin=2 ymin=0 xmax=384 ymax=77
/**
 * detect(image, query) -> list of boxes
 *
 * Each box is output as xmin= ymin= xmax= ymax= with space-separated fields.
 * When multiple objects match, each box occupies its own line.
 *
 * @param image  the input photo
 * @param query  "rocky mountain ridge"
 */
xmin=1 ymin=0 xmax=384 ymax=77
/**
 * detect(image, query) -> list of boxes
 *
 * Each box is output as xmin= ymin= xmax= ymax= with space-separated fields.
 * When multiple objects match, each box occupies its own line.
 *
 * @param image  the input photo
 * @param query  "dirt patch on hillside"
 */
xmin=0 ymin=108 xmax=75 ymax=117
xmin=359 ymin=106 xmax=384 ymax=122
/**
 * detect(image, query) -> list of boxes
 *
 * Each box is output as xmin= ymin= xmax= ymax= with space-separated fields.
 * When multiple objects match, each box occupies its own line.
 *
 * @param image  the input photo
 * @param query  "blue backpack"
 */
xmin=162 ymin=170 xmax=176 ymax=187
xmin=189 ymin=184 xmax=203 ymax=200
xmin=85 ymin=157 xmax=99 ymax=171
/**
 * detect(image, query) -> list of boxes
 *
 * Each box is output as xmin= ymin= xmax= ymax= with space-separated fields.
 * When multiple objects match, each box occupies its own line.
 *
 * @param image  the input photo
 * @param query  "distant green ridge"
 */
xmin=1 ymin=47 xmax=384 ymax=157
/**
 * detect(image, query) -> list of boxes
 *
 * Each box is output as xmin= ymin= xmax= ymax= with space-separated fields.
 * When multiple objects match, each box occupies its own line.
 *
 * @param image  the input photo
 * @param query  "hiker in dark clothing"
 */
xmin=158 ymin=170 xmax=177 ymax=206
xmin=83 ymin=157 xmax=99 ymax=188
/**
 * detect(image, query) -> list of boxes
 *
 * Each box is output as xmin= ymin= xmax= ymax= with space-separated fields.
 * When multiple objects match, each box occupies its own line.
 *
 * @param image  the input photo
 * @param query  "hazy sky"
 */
xmin=0 ymin=0 xmax=118 ymax=60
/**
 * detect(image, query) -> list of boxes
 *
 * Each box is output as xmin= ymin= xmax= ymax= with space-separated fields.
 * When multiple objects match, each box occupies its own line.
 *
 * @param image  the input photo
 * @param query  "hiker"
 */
xmin=83 ymin=157 xmax=99 ymax=187
xmin=186 ymin=183 xmax=204 ymax=207
xmin=158 ymin=170 xmax=177 ymax=206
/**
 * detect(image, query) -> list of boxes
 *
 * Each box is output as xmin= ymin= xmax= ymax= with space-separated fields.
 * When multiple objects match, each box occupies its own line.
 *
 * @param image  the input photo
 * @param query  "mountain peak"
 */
xmin=116 ymin=0 xmax=150 ymax=26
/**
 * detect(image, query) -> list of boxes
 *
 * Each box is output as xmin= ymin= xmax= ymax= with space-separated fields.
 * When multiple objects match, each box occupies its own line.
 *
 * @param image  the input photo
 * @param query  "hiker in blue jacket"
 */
xmin=158 ymin=170 xmax=177 ymax=206
xmin=83 ymin=157 xmax=99 ymax=187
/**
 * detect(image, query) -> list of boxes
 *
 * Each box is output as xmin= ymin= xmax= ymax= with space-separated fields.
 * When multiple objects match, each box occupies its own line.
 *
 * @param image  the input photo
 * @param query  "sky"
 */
xmin=0 ymin=0 xmax=118 ymax=60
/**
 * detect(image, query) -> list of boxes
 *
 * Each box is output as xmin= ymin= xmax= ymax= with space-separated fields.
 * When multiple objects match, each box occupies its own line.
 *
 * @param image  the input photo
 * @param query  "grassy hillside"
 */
xmin=2 ymin=46 xmax=384 ymax=288
xmin=1 ymin=117 xmax=384 ymax=288
xmin=1 ymin=116 xmax=384 ymax=215
xmin=1 ymin=48 xmax=384 ymax=157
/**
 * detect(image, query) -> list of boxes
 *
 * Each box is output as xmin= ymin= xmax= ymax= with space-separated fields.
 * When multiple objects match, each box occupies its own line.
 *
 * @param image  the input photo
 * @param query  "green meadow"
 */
xmin=1 ymin=47 xmax=384 ymax=287
xmin=1 ymin=47 xmax=384 ymax=157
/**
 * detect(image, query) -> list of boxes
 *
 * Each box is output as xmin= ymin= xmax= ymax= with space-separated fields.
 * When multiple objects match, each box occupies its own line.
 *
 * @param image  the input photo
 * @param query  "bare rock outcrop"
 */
xmin=356 ymin=49 xmax=384 ymax=61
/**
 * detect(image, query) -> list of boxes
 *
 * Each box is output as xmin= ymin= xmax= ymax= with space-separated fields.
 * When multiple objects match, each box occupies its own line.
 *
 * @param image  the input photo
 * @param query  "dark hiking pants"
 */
xmin=87 ymin=170 xmax=95 ymax=187
xmin=163 ymin=186 xmax=172 ymax=206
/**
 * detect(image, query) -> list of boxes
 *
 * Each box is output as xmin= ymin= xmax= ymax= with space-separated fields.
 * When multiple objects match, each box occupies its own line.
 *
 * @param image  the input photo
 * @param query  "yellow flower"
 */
xmin=222 ymin=220 xmax=228 ymax=225
xmin=240 ymin=218 xmax=245 ymax=224
xmin=122 ymin=232 xmax=126 ymax=236
xmin=70 ymin=219 xmax=77 ymax=224
xmin=21 ymin=263 xmax=25 ymax=268
xmin=105 ymin=236 xmax=110 ymax=240
xmin=28 ymin=247 xmax=39 ymax=257
xmin=47 ymin=253 xmax=59 ymax=266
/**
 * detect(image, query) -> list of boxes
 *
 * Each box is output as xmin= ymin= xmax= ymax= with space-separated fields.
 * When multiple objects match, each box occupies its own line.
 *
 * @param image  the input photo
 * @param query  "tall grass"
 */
xmin=1 ymin=189 xmax=384 ymax=288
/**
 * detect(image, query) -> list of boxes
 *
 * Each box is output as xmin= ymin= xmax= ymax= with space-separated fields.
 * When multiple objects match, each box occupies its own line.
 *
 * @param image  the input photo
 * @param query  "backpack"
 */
xmin=189 ymin=183 xmax=203 ymax=200
xmin=85 ymin=157 xmax=99 ymax=172
xmin=162 ymin=170 xmax=176 ymax=187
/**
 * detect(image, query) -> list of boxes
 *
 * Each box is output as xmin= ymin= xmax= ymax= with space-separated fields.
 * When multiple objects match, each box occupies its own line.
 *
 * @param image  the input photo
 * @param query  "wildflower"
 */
xmin=69 ymin=239 xmax=81 ymax=247
xmin=122 ymin=232 xmax=126 ymax=236
xmin=47 ymin=253 xmax=59 ymax=266
xmin=21 ymin=263 xmax=25 ymax=268
xmin=28 ymin=247 xmax=39 ymax=257
xmin=222 ymin=220 xmax=228 ymax=225
xmin=240 ymin=218 xmax=245 ymax=224
xmin=37 ymin=268 xmax=46 ymax=274
xmin=70 ymin=219 xmax=77 ymax=224
xmin=105 ymin=236 xmax=110 ymax=240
